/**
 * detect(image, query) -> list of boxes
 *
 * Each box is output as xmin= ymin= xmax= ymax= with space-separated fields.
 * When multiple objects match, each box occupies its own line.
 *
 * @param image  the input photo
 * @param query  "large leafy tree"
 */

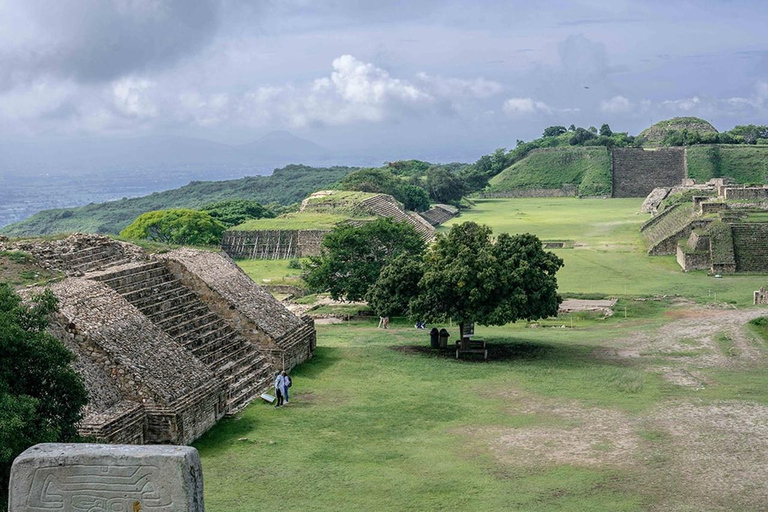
xmin=403 ymin=222 xmax=563 ymax=347
xmin=426 ymin=167 xmax=465 ymax=204
xmin=120 ymin=208 xmax=226 ymax=246
xmin=303 ymin=218 xmax=425 ymax=301
xmin=0 ymin=284 xmax=87 ymax=507
xmin=365 ymin=253 xmax=424 ymax=317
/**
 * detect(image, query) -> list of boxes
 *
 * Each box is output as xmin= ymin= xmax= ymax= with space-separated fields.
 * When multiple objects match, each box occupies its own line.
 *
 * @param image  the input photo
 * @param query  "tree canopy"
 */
xmin=303 ymin=218 xmax=425 ymax=301
xmin=120 ymin=208 xmax=226 ymax=246
xmin=201 ymin=199 xmax=275 ymax=228
xmin=0 ymin=284 xmax=87 ymax=507
xmin=367 ymin=222 xmax=563 ymax=339
xmin=337 ymin=167 xmax=431 ymax=211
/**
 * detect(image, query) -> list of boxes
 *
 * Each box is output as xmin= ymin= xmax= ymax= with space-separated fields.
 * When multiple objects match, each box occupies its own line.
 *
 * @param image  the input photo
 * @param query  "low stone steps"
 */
xmin=166 ymin=313 xmax=220 ymax=339
xmin=153 ymin=304 xmax=213 ymax=330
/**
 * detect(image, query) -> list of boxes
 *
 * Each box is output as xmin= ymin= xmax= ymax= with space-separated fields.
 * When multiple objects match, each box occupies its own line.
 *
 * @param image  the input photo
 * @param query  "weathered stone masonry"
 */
xmin=611 ymin=148 xmax=687 ymax=198
xmin=220 ymin=229 xmax=328 ymax=259
xmin=18 ymin=235 xmax=315 ymax=445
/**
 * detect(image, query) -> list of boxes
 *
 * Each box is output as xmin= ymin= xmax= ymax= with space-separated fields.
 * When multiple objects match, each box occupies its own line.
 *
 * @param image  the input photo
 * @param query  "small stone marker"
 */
xmin=9 ymin=443 xmax=204 ymax=512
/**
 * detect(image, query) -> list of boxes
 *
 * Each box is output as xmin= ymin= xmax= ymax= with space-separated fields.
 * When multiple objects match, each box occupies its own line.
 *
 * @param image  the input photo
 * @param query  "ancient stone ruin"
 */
xmin=10 ymin=443 xmax=205 ymax=511
xmin=755 ymin=286 xmax=768 ymax=305
xmin=641 ymin=181 xmax=768 ymax=273
xmin=611 ymin=148 xmax=687 ymax=198
xmin=9 ymin=234 xmax=315 ymax=445
xmin=221 ymin=190 xmax=438 ymax=259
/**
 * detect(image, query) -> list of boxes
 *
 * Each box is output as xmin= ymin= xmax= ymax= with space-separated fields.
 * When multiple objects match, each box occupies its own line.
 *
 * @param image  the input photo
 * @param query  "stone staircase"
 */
xmin=358 ymin=195 xmax=435 ymax=240
xmin=36 ymin=242 xmax=136 ymax=274
xmin=419 ymin=204 xmax=459 ymax=226
xmin=93 ymin=261 xmax=274 ymax=414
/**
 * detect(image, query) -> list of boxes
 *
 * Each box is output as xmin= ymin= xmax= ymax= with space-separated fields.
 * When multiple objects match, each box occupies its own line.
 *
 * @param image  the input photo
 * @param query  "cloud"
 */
xmin=415 ymin=73 xmax=503 ymax=99
xmin=502 ymin=97 xmax=553 ymax=116
xmin=600 ymin=95 xmax=633 ymax=113
xmin=0 ymin=0 xmax=224 ymax=89
xmin=661 ymin=96 xmax=701 ymax=111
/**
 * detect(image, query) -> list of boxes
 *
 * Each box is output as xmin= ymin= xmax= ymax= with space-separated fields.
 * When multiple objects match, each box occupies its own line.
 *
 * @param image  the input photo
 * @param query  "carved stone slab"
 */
xmin=9 ymin=443 xmax=204 ymax=512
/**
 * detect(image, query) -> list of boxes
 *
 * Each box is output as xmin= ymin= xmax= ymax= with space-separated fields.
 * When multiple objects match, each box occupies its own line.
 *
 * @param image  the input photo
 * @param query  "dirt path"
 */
xmin=464 ymin=306 xmax=768 ymax=510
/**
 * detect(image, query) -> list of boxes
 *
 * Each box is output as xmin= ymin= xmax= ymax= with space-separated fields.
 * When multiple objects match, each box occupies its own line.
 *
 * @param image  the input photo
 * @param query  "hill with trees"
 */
xmin=1 ymin=165 xmax=358 ymax=237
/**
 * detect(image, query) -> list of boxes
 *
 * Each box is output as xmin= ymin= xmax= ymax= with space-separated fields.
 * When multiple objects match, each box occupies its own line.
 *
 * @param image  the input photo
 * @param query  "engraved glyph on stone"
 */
xmin=9 ymin=444 xmax=204 ymax=512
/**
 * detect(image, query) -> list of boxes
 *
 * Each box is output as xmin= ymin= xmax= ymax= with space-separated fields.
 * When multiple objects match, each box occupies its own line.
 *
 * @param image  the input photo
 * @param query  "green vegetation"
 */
xmin=488 ymin=147 xmax=611 ymax=195
xmin=405 ymin=223 xmax=562 ymax=338
xmin=748 ymin=317 xmax=768 ymax=344
xmin=304 ymin=218 xmax=425 ymax=301
xmin=201 ymin=199 xmax=275 ymax=228
xmin=687 ymin=145 xmax=768 ymax=183
xmin=220 ymin=196 xmax=768 ymax=510
xmin=338 ymin=168 xmax=431 ymax=211
xmin=0 ymin=285 xmax=87 ymax=508
xmin=232 ymin=212 xmax=361 ymax=231
xmin=1 ymin=164 xmax=358 ymax=237
xmin=442 ymin=198 xmax=761 ymax=306
xmin=120 ymin=209 xmax=226 ymax=246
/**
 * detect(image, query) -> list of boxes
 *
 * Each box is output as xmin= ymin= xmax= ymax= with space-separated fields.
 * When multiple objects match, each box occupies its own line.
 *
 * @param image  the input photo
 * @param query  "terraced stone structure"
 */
xmin=17 ymin=235 xmax=314 ymax=444
xmin=221 ymin=190 xmax=436 ymax=259
xmin=643 ymin=182 xmax=768 ymax=273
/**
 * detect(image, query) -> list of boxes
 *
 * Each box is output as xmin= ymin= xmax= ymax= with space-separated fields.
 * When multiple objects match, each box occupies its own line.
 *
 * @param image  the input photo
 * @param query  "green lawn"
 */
xmin=197 ymin=317 xmax=669 ymax=511
xmin=445 ymin=198 xmax=764 ymax=306
xmin=198 ymin=197 xmax=768 ymax=511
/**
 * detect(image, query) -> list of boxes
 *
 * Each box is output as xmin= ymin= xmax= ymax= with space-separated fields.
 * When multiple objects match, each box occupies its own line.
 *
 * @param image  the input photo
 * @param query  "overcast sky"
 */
xmin=1 ymin=0 xmax=767 ymax=162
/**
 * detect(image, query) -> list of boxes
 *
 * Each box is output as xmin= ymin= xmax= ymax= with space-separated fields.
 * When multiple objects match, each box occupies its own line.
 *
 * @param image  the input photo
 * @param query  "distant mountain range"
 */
xmin=0 ymin=131 xmax=333 ymax=175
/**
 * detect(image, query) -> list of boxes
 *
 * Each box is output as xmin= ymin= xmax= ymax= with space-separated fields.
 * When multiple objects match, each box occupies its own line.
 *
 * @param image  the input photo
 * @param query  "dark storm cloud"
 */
xmin=0 ymin=0 xmax=225 ymax=87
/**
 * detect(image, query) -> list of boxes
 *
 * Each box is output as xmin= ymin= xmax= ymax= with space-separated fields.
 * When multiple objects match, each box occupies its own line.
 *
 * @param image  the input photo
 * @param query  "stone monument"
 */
xmin=9 ymin=444 xmax=204 ymax=511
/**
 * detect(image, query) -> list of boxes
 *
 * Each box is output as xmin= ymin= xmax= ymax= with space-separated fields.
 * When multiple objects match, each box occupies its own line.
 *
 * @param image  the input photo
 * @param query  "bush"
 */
xmin=120 ymin=209 xmax=226 ymax=246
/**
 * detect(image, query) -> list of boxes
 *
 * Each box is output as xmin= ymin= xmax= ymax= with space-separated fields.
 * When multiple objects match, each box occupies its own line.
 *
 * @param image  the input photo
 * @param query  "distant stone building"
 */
xmin=221 ymin=190 xmax=440 ymax=259
xmin=13 ymin=234 xmax=315 ymax=445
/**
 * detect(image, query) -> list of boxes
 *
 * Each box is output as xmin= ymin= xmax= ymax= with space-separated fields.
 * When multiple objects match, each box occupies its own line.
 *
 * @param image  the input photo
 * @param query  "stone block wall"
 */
xmin=612 ymin=148 xmax=686 ymax=198
xmin=723 ymin=187 xmax=768 ymax=201
xmin=731 ymin=223 xmax=768 ymax=272
xmin=480 ymin=186 xmax=578 ymax=198
xmin=676 ymin=242 xmax=711 ymax=271
xmin=755 ymin=287 xmax=768 ymax=305
xmin=220 ymin=229 xmax=330 ymax=259
xmin=700 ymin=202 xmax=727 ymax=215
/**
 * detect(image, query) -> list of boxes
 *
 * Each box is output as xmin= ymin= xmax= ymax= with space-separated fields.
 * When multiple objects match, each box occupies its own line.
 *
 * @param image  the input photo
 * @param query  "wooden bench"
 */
xmin=455 ymin=339 xmax=488 ymax=360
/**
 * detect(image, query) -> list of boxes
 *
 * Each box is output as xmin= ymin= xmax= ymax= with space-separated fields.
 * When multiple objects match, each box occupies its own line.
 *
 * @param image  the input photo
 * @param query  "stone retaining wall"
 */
xmin=220 ymin=229 xmax=330 ymax=259
xmin=732 ymin=223 xmax=768 ymax=272
xmin=612 ymin=148 xmax=686 ymax=198
xmin=480 ymin=186 xmax=578 ymax=198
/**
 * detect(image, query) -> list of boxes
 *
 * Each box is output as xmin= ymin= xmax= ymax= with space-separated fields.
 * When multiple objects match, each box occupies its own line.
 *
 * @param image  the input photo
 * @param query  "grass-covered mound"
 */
xmin=687 ymin=145 xmax=768 ymax=183
xmin=487 ymin=147 xmax=611 ymax=196
xmin=1 ymin=165 xmax=357 ymax=237
xmin=232 ymin=212 xmax=374 ymax=231
xmin=640 ymin=117 xmax=718 ymax=145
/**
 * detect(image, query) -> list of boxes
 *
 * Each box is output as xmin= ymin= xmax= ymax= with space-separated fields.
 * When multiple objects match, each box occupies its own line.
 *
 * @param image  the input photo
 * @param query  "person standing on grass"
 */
xmin=282 ymin=371 xmax=292 ymax=404
xmin=274 ymin=371 xmax=284 ymax=408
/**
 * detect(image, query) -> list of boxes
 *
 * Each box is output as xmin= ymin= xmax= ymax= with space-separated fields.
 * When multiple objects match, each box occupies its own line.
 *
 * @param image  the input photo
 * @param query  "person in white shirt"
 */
xmin=274 ymin=372 xmax=285 ymax=408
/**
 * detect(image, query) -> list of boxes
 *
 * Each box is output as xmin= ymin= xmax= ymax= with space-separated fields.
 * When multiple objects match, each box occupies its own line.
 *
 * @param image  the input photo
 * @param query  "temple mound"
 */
xmin=12 ymin=234 xmax=315 ymax=445
xmin=220 ymin=190 xmax=446 ymax=260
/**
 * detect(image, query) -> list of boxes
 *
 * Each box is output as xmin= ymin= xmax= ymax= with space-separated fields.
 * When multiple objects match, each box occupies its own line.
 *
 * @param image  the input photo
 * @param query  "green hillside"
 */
xmin=687 ymin=145 xmax=768 ymax=183
xmin=487 ymin=147 xmax=611 ymax=196
xmin=639 ymin=117 xmax=718 ymax=145
xmin=1 ymin=165 xmax=357 ymax=237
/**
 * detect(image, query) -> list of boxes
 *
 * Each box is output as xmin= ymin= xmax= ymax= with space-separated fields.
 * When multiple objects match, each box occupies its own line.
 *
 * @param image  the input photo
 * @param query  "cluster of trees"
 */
xmin=119 ymin=199 xmax=274 ymax=246
xmin=338 ymin=161 xmax=469 ymax=210
xmin=0 ymin=285 xmax=87 ymax=507
xmin=303 ymin=219 xmax=563 ymax=343
xmin=663 ymin=124 xmax=768 ymax=146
